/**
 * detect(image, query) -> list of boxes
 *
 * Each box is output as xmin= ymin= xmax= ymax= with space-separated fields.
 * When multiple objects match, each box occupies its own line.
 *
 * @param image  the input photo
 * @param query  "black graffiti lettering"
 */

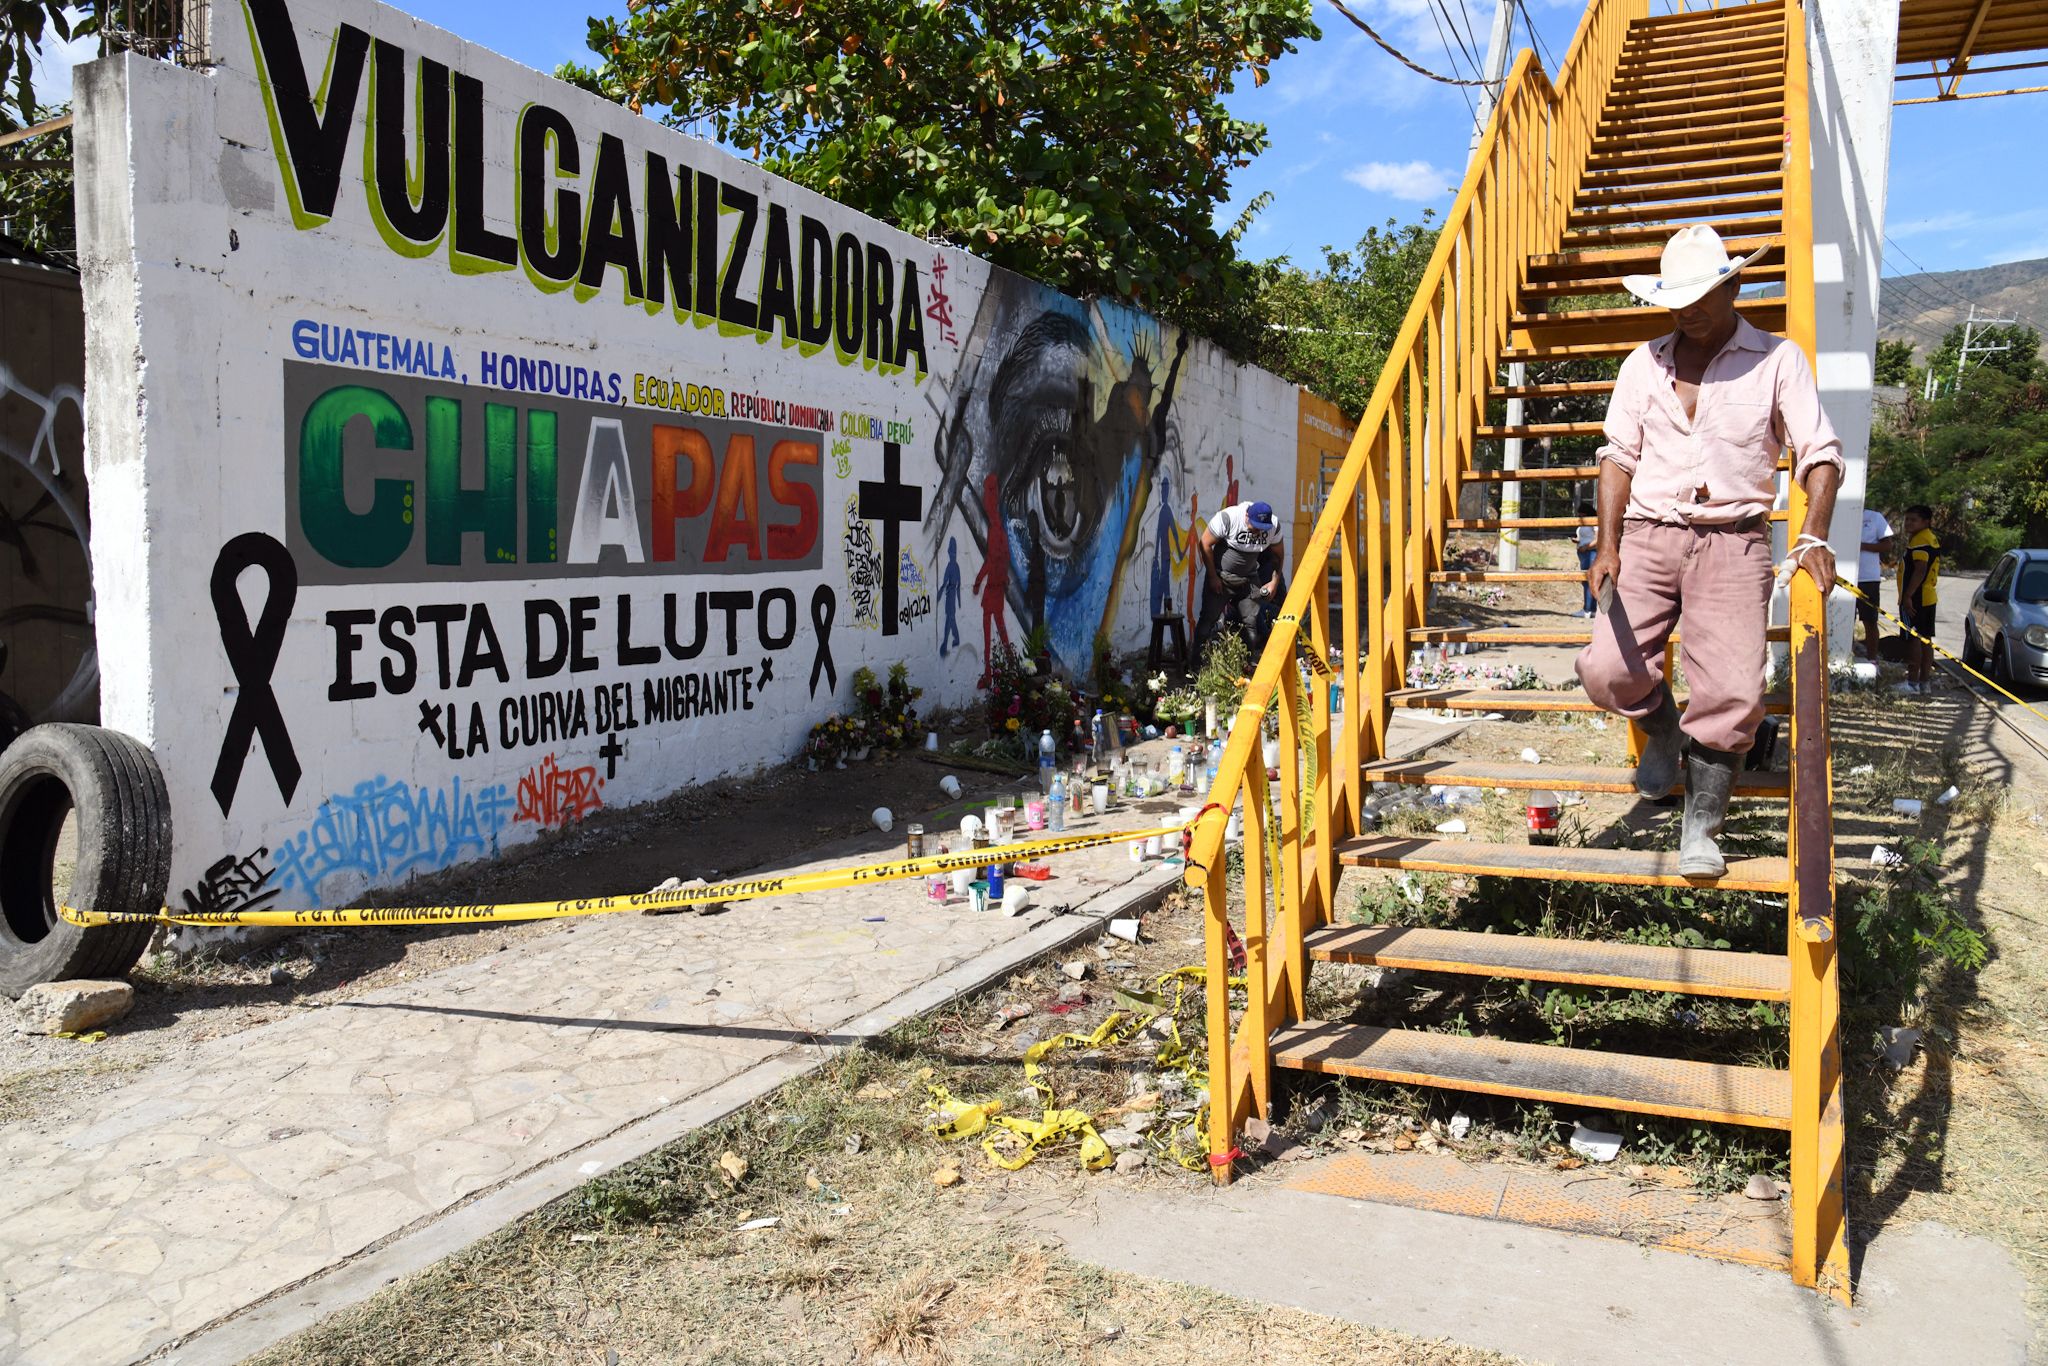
xmin=798 ymin=215 xmax=833 ymax=347
xmin=517 ymin=104 xmax=582 ymax=284
xmin=832 ymin=232 xmax=864 ymax=358
xmin=759 ymin=587 xmax=796 ymax=649
xmin=664 ymin=591 xmax=709 ymax=661
xmin=457 ymin=605 xmax=509 ymax=687
xmin=526 ymin=598 xmax=568 ymax=678
xmin=758 ymin=203 xmax=799 ymax=340
xmin=416 ymin=603 xmax=465 ymax=689
xmin=617 ymin=593 xmax=661 ymax=666
xmin=327 ymin=609 xmax=377 ymax=702
xmin=243 ymin=0 xmax=369 ymax=223
xmin=377 ymin=605 xmax=418 ymax=693
xmin=895 ymin=260 xmax=929 ymax=376
xmin=214 ymin=533 xmax=303 ymax=815
xmin=865 ymin=242 xmax=896 ymax=367
xmin=641 ymin=153 xmax=690 ymax=312
xmin=369 ymin=41 xmax=450 ymax=247
xmin=707 ymin=590 xmax=753 ymax=656
xmin=569 ymin=595 xmax=600 ymax=672
xmin=577 ymin=133 xmax=644 ymax=300
xmin=451 ymin=73 xmax=517 ymax=268
xmin=717 ymin=181 xmax=760 ymax=332
xmin=694 ymin=169 xmax=719 ymax=320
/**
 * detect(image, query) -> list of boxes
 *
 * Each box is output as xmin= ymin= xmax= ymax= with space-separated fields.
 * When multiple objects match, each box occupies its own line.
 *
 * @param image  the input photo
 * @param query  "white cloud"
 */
xmin=1344 ymin=159 xmax=1454 ymax=201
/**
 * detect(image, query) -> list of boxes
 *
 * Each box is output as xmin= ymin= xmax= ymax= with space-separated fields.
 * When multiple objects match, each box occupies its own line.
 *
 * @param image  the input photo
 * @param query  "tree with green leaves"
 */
xmin=1874 ymin=336 xmax=1915 ymax=388
xmin=562 ymin=0 xmax=1317 ymax=345
xmin=1243 ymin=216 xmax=1439 ymax=418
xmin=1927 ymin=319 xmax=2041 ymax=388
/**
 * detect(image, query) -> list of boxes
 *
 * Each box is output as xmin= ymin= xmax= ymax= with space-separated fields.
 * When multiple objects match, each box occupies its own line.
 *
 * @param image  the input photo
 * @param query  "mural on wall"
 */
xmin=927 ymin=284 xmax=1196 ymax=675
xmin=79 ymin=0 xmax=1316 ymax=913
xmin=0 ymin=354 xmax=97 ymax=730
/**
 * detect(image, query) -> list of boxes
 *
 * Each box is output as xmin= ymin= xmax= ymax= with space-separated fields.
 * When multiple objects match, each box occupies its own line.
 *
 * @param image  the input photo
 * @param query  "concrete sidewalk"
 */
xmin=0 ymin=796 xmax=1186 ymax=1366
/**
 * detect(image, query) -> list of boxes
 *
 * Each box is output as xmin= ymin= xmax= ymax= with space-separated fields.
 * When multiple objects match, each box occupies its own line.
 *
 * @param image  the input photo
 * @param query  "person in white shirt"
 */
xmin=1194 ymin=500 xmax=1284 ymax=658
xmin=1857 ymin=506 xmax=1893 ymax=661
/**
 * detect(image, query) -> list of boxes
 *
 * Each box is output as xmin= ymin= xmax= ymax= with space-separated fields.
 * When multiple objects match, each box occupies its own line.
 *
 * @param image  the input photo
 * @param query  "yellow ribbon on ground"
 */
xmin=57 ymin=820 xmax=1203 ymax=931
xmin=1838 ymin=578 xmax=2048 ymax=726
xmin=924 ymin=963 xmax=1245 ymax=1174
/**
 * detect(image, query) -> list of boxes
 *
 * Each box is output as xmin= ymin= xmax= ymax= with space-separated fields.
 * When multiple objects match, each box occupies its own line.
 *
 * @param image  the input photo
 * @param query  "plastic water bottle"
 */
xmin=1090 ymin=709 xmax=1108 ymax=764
xmin=1038 ymin=729 xmax=1056 ymax=793
xmin=1048 ymin=774 xmax=1067 ymax=832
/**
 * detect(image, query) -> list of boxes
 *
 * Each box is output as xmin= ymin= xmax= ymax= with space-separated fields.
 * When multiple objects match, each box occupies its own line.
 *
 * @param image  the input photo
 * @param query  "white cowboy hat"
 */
xmin=1622 ymin=224 xmax=1765 ymax=309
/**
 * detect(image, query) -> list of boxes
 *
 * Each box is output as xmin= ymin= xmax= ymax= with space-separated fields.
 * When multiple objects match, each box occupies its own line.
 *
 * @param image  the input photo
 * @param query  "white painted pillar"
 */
xmin=1800 ymin=0 xmax=1901 ymax=652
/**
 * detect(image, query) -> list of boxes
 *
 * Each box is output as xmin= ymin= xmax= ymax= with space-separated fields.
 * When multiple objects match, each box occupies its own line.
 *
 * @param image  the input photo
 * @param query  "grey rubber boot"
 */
xmin=1679 ymin=743 xmax=1741 ymax=878
xmin=1633 ymin=683 xmax=1683 ymax=799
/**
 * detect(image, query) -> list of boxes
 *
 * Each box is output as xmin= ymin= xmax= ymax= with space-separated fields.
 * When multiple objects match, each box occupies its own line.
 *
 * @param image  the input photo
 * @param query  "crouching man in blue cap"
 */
xmin=1193 ymin=498 xmax=1285 ymax=660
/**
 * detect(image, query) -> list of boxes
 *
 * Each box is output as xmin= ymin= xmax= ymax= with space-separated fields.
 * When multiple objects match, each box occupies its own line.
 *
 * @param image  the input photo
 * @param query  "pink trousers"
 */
xmin=1573 ymin=520 xmax=1773 ymax=754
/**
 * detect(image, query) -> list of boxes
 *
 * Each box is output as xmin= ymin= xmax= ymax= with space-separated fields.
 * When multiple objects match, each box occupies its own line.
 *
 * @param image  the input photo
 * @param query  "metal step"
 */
xmin=1501 ymin=338 xmax=1650 ymax=363
xmin=1306 ymin=924 xmax=1791 ymax=1000
xmin=1604 ymin=74 xmax=1785 ymax=113
xmin=1272 ymin=1020 xmax=1793 ymax=1128
xmin=1522 ymin=264 xmax=1788 ymax=300
xmin=1569 ymin=191 xmax=1782 ymax=228
xmin=1364 ymin=757 xmax=1789 ymax=798
xmin=1563 ymin=214 xmax=1782 ymax=249
xmin=1576 ymin=154 xmax=1786 ymax=191
xmin=1584 ymin=135 xmax=1781 ymax=173
xmin=1604 ymin=102 xmax=1785 ymax=139
xmin=1576 ymin=170 xmax=1783 ymax=206
xmin=1489 ymin=379 xmax=1617 ymax=402
xmin=1456 ymin=465 xmax=1601 ymax=481
xmin=1614 ymin=45 xmax=1784 ymax=82
xmin=1430 ymin=568 xmax=1591 ymax=581
xmin=1387 ymin=686 xmax=1791 ymax=715
xmin=1527 ymin=235 xmax=1784 ymax=278
xmin=1406 ymin=622 xmax=1791 ymax=642
xmin=1515 ymin=302 xmax=1784 ymax=338
xmin=1334 ymin=834 xmax=1792 ymax=893
xmin=1609 ymin=62 xmax=1783 ymax=99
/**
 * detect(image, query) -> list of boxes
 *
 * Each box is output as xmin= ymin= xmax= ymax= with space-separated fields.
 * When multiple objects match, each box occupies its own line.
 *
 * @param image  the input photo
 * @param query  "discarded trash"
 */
xmin=1448 ymin=1112 xmax=1472 ymax=1141
xmin=990 ymin=1003 xmax=1033 ymax=1029
xmin=1936 ymin=785 xmax=1960 ymax=806
xmin=1108 ymin=918 xmax=1142 ymax=943
xmin=1397 ymin=874 xmax=1425 ymax=906
xmin=1872 ymin=845 xmax=1906 ymax=868
xmin=1568 ymin=1122 xmax=1622 ymax=1163
xmin=1062 ymin=960 xmax=1091 ymax=981
xmin=1433 ymin=818 xmax=1468 ymax=834
xmin=1589 ymin=717 xmax=1608 ymax=730
xmin=926 ymin=731 xmax=940 ymax=751
xmin=1848 ymin=764 xmax=1874 ymax=778
xmin=735 ymin=1217 xmax=780 ymax=1231
xmin=1891 ymin=798 xmax=1923 ymax=817
xmin=863 ymin=916 xmax=887 ymax=923
xmin=1002 ymin=884 xmax=1031 ymax=916
xmin=872 ymin=806 xmax=894 ymax=832
xmin=1743 ymin=1173 xmax=1780 ymax=1202
xmin=932 ymin=1164 xmax=962 ymax=1188
xmin=1879 ymin=1025 xmax=1922 ymax=1069
xmin=843 ymin=1134 xmax=864 ymax=1155
xmin=718 ymin=1151 xmax=750 ymax=1186
xmin=1520 ymin=747 xmax=1543 ymax=764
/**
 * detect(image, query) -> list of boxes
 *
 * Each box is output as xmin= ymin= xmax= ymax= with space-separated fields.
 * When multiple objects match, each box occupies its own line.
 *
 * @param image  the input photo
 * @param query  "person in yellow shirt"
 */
xmin=1897 ymin=504 xmax=1940 ymax=695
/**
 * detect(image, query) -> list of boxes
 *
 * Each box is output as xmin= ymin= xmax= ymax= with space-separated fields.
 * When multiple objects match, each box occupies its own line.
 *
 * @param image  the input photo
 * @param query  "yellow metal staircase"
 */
xmin=1189 ymin=0 xmax=1848 ymax=1298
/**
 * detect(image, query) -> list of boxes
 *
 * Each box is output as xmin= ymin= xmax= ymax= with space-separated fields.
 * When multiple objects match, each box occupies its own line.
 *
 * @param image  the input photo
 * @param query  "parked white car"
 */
xmin=1962 ymin=549 xmax=2048 ymax=693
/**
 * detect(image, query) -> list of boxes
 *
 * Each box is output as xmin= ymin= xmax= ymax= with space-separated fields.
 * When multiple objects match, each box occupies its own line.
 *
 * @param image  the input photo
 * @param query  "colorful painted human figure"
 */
xmin=1150 ymin=470 xmax=1189 ymax=616
xmin=971 ymin=473 xmax=1012 ymax=684
xmin=938 ymin=537 xmax=963 ymax=657
xmin=1224 ymin=453 xmax=1240 ymax=509
xmin=1183 ymin=491 xmax=1202 ymax=638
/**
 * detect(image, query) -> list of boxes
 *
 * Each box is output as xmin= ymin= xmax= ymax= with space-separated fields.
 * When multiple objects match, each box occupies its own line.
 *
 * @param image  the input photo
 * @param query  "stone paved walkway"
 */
xmin=0 ymin=795 xmax=1187 ymax=1366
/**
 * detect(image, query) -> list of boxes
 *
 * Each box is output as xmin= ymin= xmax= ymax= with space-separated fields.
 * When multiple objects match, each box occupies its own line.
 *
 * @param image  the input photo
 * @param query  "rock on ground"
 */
xmin=14 ymin=980 xmax=135 ymax=1035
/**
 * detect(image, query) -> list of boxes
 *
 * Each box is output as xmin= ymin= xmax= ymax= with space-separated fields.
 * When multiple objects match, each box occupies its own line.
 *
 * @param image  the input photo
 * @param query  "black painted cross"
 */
xmin=599 ymin=731 xmax=624 ymax=780
xmin=858 ymin=441 xmax=923 ymax=637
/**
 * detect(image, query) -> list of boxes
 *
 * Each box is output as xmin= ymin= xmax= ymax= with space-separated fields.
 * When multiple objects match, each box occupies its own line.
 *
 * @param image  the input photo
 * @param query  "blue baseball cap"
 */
xmin=1247 ymin=500 xmax=1277 ymax=528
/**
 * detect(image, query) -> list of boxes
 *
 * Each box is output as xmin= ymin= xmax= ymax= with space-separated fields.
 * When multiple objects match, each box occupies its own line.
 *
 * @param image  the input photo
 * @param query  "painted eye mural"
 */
xmin=929 ymin=279 xmax=1190 ymax=674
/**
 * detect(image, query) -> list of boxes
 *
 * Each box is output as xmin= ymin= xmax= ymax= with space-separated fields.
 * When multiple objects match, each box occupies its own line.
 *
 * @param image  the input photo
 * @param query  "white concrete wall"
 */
xmin=1807 ymin=0 xmax=1901 ymax=648
xmin=72 ymin=0 xmax=1304 ymax=915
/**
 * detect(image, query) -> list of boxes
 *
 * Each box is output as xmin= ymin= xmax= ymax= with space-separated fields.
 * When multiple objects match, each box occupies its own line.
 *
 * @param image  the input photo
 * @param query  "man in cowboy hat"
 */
xmin=1575 ymin=224 xmax=1843 ymax=877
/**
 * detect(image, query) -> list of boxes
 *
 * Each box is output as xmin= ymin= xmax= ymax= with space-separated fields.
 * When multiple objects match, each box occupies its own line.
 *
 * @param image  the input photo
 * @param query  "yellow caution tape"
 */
xmin=58 ymin=819 xmax=1210 ymax=931
xmin=924 ymin=963 xmax=1245 ymax=1175
xmin=1837 ymin=578 xmax=2048 ymax=726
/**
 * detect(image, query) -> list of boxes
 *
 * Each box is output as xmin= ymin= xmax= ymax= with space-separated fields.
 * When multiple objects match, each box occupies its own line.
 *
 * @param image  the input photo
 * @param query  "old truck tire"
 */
xmin=0 ymin=724 xmax=170 ymax=997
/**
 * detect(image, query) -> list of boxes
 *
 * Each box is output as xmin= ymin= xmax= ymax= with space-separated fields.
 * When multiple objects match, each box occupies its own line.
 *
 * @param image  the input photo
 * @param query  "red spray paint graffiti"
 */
xmin=514 ymin=754 xmax=605 ymax=828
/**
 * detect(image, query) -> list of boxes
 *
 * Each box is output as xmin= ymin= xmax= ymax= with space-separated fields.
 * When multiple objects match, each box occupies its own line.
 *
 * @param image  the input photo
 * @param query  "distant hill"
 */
xmin=1878 ymin=256 xmax=2048 ymax=361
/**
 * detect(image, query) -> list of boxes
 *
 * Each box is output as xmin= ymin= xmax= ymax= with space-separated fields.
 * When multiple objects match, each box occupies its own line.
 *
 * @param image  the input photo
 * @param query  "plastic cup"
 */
xmin=951 ymin=869 xmax=972 ymax=896
xmin=969 ymin=881 xmax=990 ymax=913
xmin=1129 ymin=840 xmax=1148 ymax=863
xmin=1144 ymin=834 xmax=1164 ymax=858
xmin=1092 ymin=784 xmax=1110 ymax=815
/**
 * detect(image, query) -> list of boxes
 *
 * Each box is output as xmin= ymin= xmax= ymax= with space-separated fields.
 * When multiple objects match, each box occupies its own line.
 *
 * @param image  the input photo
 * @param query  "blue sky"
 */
xmin=32 ymin=0 xmax=2048 ymax=276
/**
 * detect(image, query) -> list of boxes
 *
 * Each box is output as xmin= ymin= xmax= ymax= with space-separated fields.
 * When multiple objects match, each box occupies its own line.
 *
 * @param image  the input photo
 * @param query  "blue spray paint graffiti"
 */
xmin=270 ymin=775 xmax=516 ymax=902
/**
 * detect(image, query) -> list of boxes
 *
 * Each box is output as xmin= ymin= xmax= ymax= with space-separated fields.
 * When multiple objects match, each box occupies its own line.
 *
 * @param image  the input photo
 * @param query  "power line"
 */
xmin=1424 ymin=0 xmax=1481 ymax=119
xmin=1325 ymin=0 xmax=1499 ymax=87
xmin=1514 ymin=0 xmax=1558 ymax=71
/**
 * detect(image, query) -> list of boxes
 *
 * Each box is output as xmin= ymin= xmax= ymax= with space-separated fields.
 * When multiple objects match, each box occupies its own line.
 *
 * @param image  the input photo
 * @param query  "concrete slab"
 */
xmin=1049 ymin=1173 xmax=2030 ymax=1366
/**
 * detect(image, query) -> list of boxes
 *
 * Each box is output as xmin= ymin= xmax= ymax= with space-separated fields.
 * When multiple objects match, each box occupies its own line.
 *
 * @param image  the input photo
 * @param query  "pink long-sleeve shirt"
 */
xmin=1596 ymin=316 xmax=1844 ymax=525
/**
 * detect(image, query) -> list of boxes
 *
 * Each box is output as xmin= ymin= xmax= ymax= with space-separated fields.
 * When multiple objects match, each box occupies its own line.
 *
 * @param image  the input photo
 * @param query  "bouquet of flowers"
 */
xmin=851 ymin=662 xmax=923 ymax=751
xmin=983 ymin=642 xmax=1078 ymax=744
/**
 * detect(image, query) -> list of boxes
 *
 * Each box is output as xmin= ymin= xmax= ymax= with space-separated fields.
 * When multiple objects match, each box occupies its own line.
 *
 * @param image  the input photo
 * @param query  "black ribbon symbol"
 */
xmin=210 ymin=532 xmax=301 ymax=816
xmin=808 ymin=585 xmax=838 ymax=699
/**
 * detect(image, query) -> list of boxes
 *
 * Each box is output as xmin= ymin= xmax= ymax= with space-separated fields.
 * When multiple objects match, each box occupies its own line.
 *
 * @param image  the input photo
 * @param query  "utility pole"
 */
xmin=1474 ymin=0 xmax=1520 ymax=571
xmin=1954 ymin=303 xmax=2015 ymax=385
